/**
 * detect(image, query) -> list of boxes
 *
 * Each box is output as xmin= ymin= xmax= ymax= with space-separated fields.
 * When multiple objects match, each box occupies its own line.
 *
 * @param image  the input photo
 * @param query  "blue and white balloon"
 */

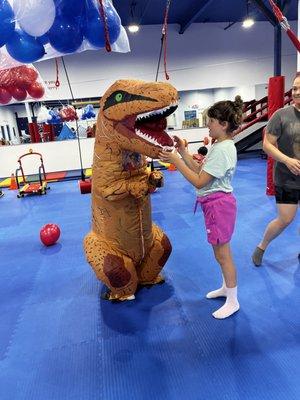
xmin=13 ymin=0 xmax=56 ymax=37
xmin=82 ymin=104 xmax=96 ymax=119
xmin=83 ymin=0 xmax=121 ymax=48
xmin=0 ymin=0 xmax=15 ymax=48
xmin=6 ymin=29 xmax=46 ymax=63
xmin=49 ymin=15 xmax=83 ymax=53
xmin=38 ymin=33 xmax=50 ymax=45
xmin=47 ymin=109 xmax=62 ymax=124
xmin=54 ymin=0 xmax=85 ymax=18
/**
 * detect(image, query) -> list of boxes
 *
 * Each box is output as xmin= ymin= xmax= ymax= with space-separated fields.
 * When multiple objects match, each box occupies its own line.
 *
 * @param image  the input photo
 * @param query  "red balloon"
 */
xmin=15 ymin=67 xmax=39 ymax=89
xmin=27 ymin=82 xmax=45 ymax=99
xmin=16 ymin=66 xmax=38 ymax=85
xmin=9 ymin=86 xmax=27 ymax=101
xmin=0 ymin=88 xmax=12 ymax=104
xmin=0 ymin=69 xmax=13 ymax=87
xmin=23 ymin=66 xmax=38 ymax=82
xmin=40 ymin=224 xmax=61 ymax=246
xmin=59 ymin=105 xmax=78 ymax=122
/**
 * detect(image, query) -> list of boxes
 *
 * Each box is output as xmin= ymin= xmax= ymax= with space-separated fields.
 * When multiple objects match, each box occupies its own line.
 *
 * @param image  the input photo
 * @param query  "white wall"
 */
xmin=255 ymin=83 xmax=269 ymax=99
xmin=175 ymin=89 xmax=214 ymax=128
xmin=174 ymin=85 xmax=257 ymax=129
xmin=0 ymin=21 xmax=297 ymax=124
xmin=33 ymin=21 xmax=297 ymax=98
xmin=1 ymin=122 xmax=268 ymax=178
xmin=0 ymin=107 xmax=19 ymax=142
xmin=0 ymin=138 xmax=95 ymax=177
xmin=213 ymin=86 xmax=256 ymax=103
xmin=0 ymin=127 xmax=209 ymax=177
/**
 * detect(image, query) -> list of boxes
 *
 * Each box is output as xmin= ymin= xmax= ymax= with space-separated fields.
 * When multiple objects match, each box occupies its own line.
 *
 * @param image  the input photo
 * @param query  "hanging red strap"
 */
xmin=163 ymin=30 xmax=169 ymax=80
xmin=286 ymin=29 xmax=300 ymax=53
xmin=268 ymin=0 xmax=300 ymax=53
xmin=162 ymin=0 xmax=172 ymax=80
xmin=268 ymin=0 xmax=284 ymax=22
xmin=98 ymin=0 xmax=111 ymax=52
xmin=55 ymin=58 xmax=60 ymax=87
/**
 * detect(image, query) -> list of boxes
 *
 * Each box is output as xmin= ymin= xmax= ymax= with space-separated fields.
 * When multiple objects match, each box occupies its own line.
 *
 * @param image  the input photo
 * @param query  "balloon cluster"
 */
xmin=37 ymin=105 xmax=78 ymax=124
xmin=0 ymin=0 xmax=122 ymax=64
xmin=47 ymin=109 xmax=61 ymax=124
xmin=0 ymin=65 xmax=45 ymax=104
xmin=81 ymin=104 xmax=96 ymax=120
xmin=59 ymin=105 xmax=78 ymax=122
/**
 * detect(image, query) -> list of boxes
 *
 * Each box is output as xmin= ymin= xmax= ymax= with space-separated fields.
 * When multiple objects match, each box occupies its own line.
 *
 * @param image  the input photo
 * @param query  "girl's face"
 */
xmin=207 ymin=117 xmax=228 ymax=139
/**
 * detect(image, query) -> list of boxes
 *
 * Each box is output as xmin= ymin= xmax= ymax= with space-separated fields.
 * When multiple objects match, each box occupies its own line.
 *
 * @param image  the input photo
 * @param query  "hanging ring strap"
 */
xmin=98 ymin=0 xmax=112 ymax=52
xmin=268 ymin=0 xmax=289 ymax=29
xmin=55 ymin=58 xmax=60 ymax=87
xmin=268 ymin=0 xmax=300 ymax=51
xmin=162 ymin=0 xmax=172 ymax=80
xmin=268 ymin=0 xmax=284 ymax=22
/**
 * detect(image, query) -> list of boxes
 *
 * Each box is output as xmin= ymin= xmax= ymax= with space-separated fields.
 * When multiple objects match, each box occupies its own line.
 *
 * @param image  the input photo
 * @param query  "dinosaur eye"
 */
xmin=115 ymin=93 xmax=123 ymax=102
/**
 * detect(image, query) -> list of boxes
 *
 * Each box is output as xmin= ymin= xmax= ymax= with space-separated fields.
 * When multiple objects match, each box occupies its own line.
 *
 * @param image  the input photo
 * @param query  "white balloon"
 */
xmin=37 ymin=106 xmax=49 ymax=123
xmin=76 ymin=108 xmax=83 ymax=120
xmin=13 ymin=0 xmax=56 ymax=37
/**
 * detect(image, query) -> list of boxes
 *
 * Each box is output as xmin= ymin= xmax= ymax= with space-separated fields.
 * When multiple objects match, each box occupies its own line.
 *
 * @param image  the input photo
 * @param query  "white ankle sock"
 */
xmin=212 ymin=286 xmax=239 ymax=319
xmin=206 ymin=276 xmax=226 ymax=299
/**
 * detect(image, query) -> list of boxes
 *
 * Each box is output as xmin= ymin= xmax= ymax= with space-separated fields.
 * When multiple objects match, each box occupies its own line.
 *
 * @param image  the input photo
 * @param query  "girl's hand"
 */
xmin=159 ymin=150 xmax=179 ymax=164
xmin=173 ymin=135 xmax=186 ymax=154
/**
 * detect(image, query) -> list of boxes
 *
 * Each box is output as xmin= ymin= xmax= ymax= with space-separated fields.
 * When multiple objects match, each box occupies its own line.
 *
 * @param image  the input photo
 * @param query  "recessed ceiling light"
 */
xmin=128 ymin=24 xmax=140 ymax=33
xmin=242 ymin=18 xmax=255 ymax=28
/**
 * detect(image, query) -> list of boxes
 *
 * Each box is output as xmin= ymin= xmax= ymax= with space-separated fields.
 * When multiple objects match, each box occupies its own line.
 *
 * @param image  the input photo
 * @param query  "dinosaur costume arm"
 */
xmin=100 ymin=175 xmax=148 ymax=201
xmin=99 ymin=170 xmax=163 ymax=201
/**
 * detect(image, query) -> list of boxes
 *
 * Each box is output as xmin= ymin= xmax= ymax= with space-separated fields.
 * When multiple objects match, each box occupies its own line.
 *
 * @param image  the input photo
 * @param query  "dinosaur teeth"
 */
xmin=136 ymin=101 xmax=179 ymax=121
xmin=135 ymin=129 xmax=160 ymax=146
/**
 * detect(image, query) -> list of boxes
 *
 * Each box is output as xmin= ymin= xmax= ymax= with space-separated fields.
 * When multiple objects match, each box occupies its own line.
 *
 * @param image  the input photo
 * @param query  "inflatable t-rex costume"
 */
xmin=84 ymin=79 xmax=178 ymax=301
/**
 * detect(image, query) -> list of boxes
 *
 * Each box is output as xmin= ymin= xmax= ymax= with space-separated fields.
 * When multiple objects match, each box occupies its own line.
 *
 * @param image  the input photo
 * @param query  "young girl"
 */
xmin=159 ymin=96 xmax=243 ymax=319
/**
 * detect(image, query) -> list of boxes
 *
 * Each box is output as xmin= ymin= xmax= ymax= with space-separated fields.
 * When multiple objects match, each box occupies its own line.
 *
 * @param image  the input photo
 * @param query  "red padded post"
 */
xmin=266 ymin=76 xmax=285 ymax=196
xmin=28 ymin=122 xmax=40 ymax=143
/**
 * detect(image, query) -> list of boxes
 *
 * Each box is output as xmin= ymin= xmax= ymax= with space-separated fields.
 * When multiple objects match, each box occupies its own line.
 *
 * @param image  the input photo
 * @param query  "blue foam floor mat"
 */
xmin=0 ymin=157 xmax=299 ymax=400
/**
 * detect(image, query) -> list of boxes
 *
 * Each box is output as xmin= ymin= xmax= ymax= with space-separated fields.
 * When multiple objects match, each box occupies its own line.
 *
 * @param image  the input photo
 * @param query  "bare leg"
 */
xmin=212 ymin=242 xmax=237 ymax=288
xmin=209 ymin=243 xmax=239 ymax=319
xmin=259 ymin=203 xmax=298 ymax=250
xmin=252 ymin=203 xmax=298 ymax=266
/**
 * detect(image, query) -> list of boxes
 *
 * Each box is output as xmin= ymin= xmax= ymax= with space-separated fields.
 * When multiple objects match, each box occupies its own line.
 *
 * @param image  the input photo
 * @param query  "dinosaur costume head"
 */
xmin=98 ymin=79 xmax=178 ymax=158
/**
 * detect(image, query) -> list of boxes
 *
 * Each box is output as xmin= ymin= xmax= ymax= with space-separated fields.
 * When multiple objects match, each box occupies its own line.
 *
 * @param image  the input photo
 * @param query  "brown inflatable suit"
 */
xmin=84 ymin=79 xmax=179 ymax=301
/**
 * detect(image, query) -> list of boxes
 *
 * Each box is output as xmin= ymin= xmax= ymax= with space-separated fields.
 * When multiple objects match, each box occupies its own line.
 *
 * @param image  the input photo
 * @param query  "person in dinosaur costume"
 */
xmin=84 ymin=79 xmax=178 ymax=301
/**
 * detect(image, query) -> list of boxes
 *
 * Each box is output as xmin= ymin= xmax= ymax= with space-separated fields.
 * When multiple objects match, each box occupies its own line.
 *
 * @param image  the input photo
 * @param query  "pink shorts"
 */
xmin=195 ymin=192 xmax=237 ymax=245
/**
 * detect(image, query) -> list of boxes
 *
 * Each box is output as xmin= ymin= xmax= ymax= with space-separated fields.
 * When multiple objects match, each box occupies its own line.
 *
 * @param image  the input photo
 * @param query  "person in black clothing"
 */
xmin=252 ymin=74 xmax=300 ymax=266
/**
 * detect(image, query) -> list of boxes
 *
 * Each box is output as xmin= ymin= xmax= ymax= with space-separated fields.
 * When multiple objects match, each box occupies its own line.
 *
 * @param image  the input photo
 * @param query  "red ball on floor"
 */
xmin=40 ymin=224 xmax=60 ymax=246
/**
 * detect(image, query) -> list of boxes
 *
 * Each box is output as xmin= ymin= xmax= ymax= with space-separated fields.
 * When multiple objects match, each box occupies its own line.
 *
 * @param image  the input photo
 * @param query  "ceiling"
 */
xmin=113 ymin=0 xmax=297 ymax=33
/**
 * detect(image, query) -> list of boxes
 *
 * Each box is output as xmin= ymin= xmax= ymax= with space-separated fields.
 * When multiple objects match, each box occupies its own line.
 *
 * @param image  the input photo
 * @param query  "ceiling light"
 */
xmin=128 ymin=24 xmax=140 ymax=33
xmin=242 ymin=18 xmax=255 ymax=28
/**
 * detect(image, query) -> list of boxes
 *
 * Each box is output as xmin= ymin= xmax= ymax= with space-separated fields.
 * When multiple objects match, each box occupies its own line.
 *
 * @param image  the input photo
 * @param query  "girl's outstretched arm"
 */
xmin=159 ymin=151 xmax=213 ymax=189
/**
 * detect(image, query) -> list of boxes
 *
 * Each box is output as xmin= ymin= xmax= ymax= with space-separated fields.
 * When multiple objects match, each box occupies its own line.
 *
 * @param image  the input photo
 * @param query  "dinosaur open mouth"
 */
xmin=134 ymin=103 xmax=178 ymax=149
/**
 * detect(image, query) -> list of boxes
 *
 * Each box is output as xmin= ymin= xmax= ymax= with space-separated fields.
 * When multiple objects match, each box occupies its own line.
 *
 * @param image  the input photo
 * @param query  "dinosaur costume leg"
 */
xmin=84 ymin=232 xmax=138 ymax=300
xmin=137 ymin=223 xmax=172 ymax=285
